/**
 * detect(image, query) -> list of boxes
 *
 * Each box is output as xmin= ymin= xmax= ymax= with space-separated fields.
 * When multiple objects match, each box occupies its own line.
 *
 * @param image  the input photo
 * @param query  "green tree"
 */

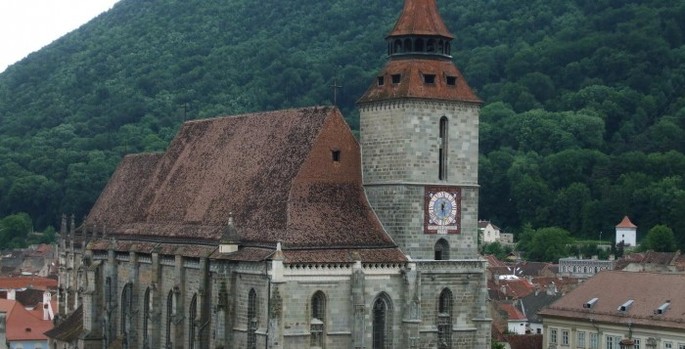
xmin=641 ymin=225 xmax=677 ymax=252
xmin=518 ymin=226 xmax=573 ymax=262
xmin=481 ymin=241 xmax=512 ymax=261
xmin=0 ymin=213 xmax=33 ymax=248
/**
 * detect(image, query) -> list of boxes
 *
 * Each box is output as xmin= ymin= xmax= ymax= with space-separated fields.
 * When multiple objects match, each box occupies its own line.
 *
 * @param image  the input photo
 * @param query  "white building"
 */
xmin=540 ymin=271 xmax=685 ymax=349
xmin=479 ymin=220 xmax=502 ymax=244
xmin=615 ymin=216 xmax=637 ymax=247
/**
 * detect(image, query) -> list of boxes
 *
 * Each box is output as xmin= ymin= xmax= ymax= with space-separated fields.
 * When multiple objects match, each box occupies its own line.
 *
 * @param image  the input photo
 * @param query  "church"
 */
xmin=52 ymin=0 xmax=491 ymax=348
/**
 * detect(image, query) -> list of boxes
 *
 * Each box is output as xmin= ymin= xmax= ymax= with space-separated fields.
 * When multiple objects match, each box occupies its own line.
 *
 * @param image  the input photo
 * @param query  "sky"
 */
xmin=0 ymin=0 xmax=120 ymax=73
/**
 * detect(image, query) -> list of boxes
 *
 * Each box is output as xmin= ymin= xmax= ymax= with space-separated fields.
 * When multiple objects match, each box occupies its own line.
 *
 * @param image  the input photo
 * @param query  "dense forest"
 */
xmin=0 ymin=0 xmax=684 ymax=249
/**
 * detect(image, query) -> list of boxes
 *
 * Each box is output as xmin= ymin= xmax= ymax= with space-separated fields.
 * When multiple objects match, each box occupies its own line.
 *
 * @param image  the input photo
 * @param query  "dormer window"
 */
xmin=446 ymin=76 xmax=457 ymax=86
xmin=391 ymin=74 xmax=401 ymax=84
xmin=377 ymin=76 xmax=385 ymax=86
xmin=424 ymin=74 xmax=436 ymax=84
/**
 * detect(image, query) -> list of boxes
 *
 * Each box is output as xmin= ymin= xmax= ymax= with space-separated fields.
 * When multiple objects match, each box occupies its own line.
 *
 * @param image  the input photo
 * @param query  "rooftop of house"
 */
xmin=498 ymin=302 xmax=527 ymax=321
xmin=614 ymin=251 xmax=685 ymax=271
xmin=44 ymin=306 xmax=83 ymax=342
xmin=539 ymin=271 xmax=685 ymax=329
xmin=2 ymin=298 xmax=52 ymax=342
xmin=616 ymin=216 xmax=637 ymax=229
xmin=0 ymin=276 xmax=57 ymax=291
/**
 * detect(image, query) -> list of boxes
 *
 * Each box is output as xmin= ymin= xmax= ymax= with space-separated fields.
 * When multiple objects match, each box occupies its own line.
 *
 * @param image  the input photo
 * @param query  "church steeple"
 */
xmin=386 ymin=0 xmax=454 ymax=58
xmin=358 ymin=0 xmax=479 ymax=104
xmin=359 ymin=0 xmax=481 ymax=260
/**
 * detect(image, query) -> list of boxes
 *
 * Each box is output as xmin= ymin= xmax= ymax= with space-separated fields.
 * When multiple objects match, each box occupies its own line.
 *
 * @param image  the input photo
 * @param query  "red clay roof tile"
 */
xmin=388 ymin=0 xmax=454 ymax=39
xmin=358 ymin=58 xmax=480 ymax=104
xmin=85 ymin=106 xmax=404 ymax=263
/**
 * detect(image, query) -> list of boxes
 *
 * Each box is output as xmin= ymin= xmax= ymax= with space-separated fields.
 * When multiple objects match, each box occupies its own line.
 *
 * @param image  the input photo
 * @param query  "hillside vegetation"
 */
xmin=0 ymin=0 xmax=684 ymax=248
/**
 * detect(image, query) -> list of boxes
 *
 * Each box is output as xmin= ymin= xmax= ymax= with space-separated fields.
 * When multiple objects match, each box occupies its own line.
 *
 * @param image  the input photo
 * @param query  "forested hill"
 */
xmin=0 ymin=0 xmax=684 ymax=248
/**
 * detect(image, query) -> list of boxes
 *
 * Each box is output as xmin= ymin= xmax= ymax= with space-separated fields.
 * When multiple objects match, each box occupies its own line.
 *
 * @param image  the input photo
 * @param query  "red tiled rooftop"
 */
xmin=0 ymin=277 xmax=57 ymax=291
xmin=616 ymin=216 xmax=637 ymax=228
xmin=540 ymin=271 xmax=685 ymax=329
xmin=85 ymin=106 xmax=404 ymax=263
xmin=358 ymin=59 xmax=480 ymax=104
xmin=498 ymin=302 xmax=527 ymax=321
xmin=6 ymin=301 xmax=52 ymax=341
xmin=388 ymin=0 xmax=454 ymax=39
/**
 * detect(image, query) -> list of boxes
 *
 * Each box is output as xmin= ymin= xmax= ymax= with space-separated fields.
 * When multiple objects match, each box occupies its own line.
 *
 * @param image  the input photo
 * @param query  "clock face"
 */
xmin=424 ymin=186 xmax=461 ymax=234
xmin=429 ymin=192 xmax=457 ymax=225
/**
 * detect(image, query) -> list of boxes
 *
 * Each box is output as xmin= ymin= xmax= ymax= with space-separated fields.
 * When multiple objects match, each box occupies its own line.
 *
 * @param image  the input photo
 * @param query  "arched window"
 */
xmin=403 ymin=38 xmax=412 ymax=52
xmin=143 ymin=287 xmax=151 ymax=349
xmin=437 ymin=289 xmax=453 ymax=349
xmin=166 ymin=290 xmax=174 ymax=349
xmin=415 ymin=38 xmax=424 ymax=52
xmin=427 ymin=38 xmax=436 ymax=52
xmin=311 ymin=291 xmax=326 ymax=348
xmin=247 ymin=289 xmax=257 ymax=349
xmin=439 ymin=116 xmax=449 ymax=180
xmin=189 ymin=294 xmax=197 ymax=349
xmin=372 ymin=293 xmax=393 ymax=349
xmin=393 ymin=39 xmax=403 ymax=54
xmin=434 ymin=239 xmax=450 ymax=260
xmin=121 ymin=283 xmax=133 ymax=349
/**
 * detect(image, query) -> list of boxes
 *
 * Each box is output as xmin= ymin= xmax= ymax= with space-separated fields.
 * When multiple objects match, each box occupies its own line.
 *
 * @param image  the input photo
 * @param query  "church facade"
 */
xmin=53 ymin=1 xmax=491 ymax=348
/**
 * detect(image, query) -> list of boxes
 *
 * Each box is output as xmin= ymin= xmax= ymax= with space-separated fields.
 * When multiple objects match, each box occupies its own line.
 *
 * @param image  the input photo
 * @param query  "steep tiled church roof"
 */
xmin=85 ymin=106 xmax=405 ymax=263
xmin=358 ymin=59 xmax=480 ymax=103
xmin=387 ymin=0 xmax=454 ymax=38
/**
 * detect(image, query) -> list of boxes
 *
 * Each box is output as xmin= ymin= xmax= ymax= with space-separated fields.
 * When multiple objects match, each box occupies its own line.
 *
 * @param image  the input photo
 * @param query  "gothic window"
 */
xmin=437 ymin=288 xmax=453 ymax=349
xmin=434 ymin=239 xmax=450 ymax=260
xmin=143 ymin=287 xmax=151 ymax=349
xmin=310 ymin=291 xmax=326 ymax=348
xmin=121 ymin=283 xmax=133 ymax=349
xmin=439 ymin=116 xmax=449 ymax=180
xmin=166 ymin=290 xmax=174 ymax=349
xmin=189 ymin=293 xmax=197 ymax=349
xmin=372 ymin=293 xmax=393 ymax=349
xmin=247 ymin=289 xmax=257 ymax=349
xmin=105 ymin=277 xmax=114 ymax=345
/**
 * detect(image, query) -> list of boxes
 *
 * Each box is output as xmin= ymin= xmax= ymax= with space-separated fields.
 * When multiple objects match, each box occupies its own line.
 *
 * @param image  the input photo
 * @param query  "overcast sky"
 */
xmin=0 ymin=0 xmax=120 ymax=73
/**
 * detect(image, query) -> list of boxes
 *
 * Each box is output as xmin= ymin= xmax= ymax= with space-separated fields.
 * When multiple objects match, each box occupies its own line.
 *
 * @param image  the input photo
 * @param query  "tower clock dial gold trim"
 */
xmin=424 ymin=186 xmax=461 ymax=234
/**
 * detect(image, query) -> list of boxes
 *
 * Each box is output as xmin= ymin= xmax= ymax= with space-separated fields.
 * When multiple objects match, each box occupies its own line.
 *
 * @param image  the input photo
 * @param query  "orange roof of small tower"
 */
xmin=616 ymin=216 xmax=637 ymax=229
xmin=388 ymin=0 xmax=454 ymax=39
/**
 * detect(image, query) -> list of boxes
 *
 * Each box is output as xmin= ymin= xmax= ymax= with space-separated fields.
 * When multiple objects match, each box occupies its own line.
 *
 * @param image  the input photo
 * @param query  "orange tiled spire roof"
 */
xmin=388 ymin=0 xmax=454 ymax=39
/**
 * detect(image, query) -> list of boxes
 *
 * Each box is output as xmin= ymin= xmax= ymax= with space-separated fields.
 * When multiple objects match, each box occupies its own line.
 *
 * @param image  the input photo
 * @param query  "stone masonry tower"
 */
xmin=359 ymin=0 xmax=481 ymax=260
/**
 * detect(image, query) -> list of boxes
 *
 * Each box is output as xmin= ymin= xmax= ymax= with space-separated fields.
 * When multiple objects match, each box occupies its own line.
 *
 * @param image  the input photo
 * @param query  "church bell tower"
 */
xmin=359 ymin=0 xmax=481 ymax=260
